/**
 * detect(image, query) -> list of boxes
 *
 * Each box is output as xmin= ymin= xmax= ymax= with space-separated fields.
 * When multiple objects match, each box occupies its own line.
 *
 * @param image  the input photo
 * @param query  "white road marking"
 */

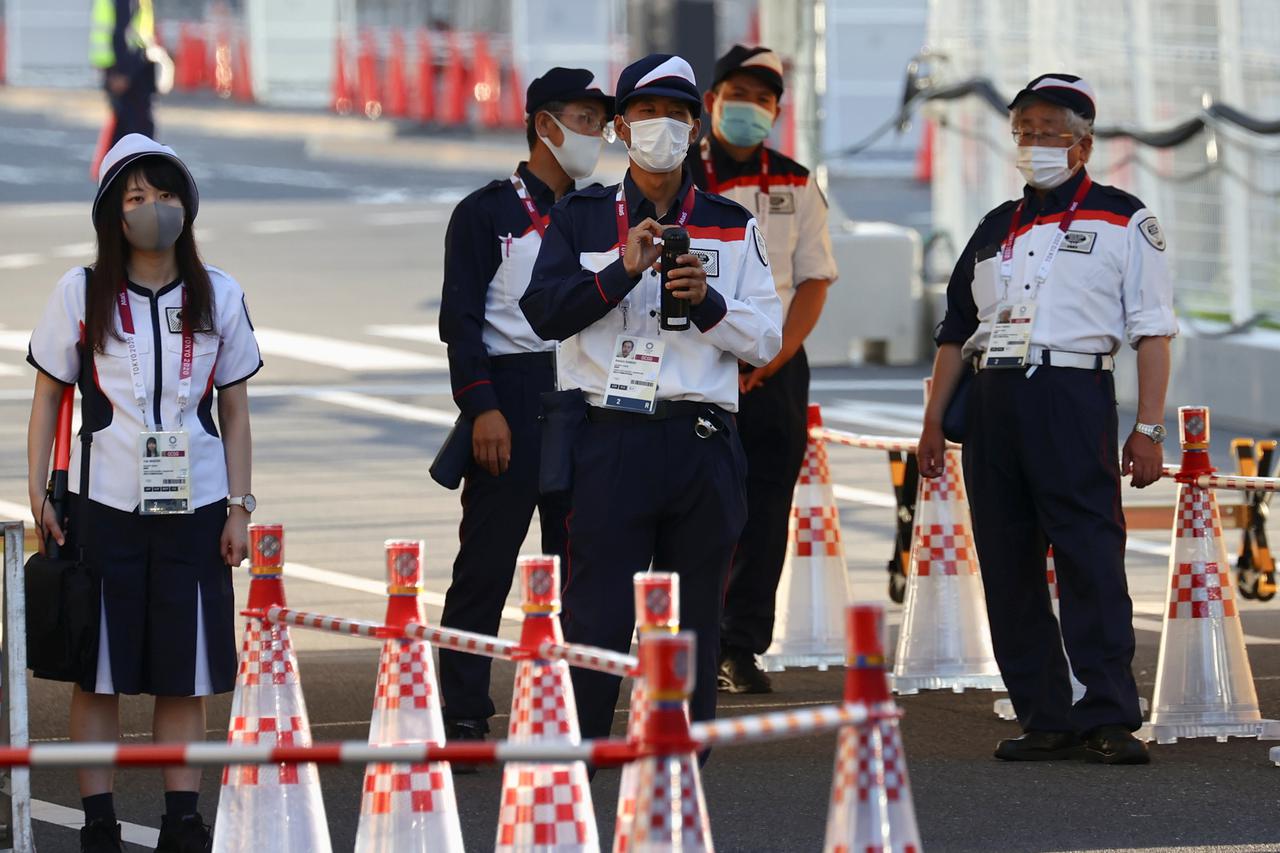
xmin=365 ymin=324 xmax=445 ymax=347
xmin=31 ymin=799 xmax=159 ymax=847
xmin=821 ymin=400 xmax=924 ymax=434
xmin=307 ymin=390 xmax=457 ymax=427
xmin=0 ymin=253 xmax=44 ymax=270
xmin=363 ymin=209 xmax=450 ymax=227
xmin=0 ymin=329 xmax=31 ymax=351
xmin=286 ymin=561 xmax=523 ymax=623
xmin=51 ymin=242 xmax=96 ymax=258
xmin=0 ymin=499 xmax=34 ymax=524
xmin=0 ymin=363 xmax=20 ymax=377
xmin=809 ymin=379 xmax=928 ymax=392
xmin=832 ymin=484 xmax=896 ymax=509
xmin=247 ymin=218 xmax=322 ymax=235
xmin=253 ymin=328 xmax=448 ymax=372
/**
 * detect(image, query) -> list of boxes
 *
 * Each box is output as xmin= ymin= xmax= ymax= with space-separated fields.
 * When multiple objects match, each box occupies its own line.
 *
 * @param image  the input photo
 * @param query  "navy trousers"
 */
xmin=721 ymin=348 xmax=810 ymax=655
xmin=962 ymin=366 xmax=1143 ymax=734
xmin=563 ymin=411 xmax=749 ymax=740
xmin=438 ymin=353 xmax=570 ymax=725
xmin=108 ymin=85 xmax=155 ymax=143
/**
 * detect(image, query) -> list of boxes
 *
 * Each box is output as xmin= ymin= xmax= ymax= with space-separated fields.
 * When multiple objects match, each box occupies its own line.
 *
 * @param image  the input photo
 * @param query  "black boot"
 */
xmin=80 ymin=818 xmax=123 ymax=853
xmin=1082 ymin=725 xmax=1151 ymax=765
xmin=153 ymin=813 xmax=212 ymax=853
xmin=994 ymin=730 xmax=1084 ymax=761
xmin=717 ymin=646 xmax=773 ymax=694
xmin=444 ymin=718 xmax=489 ymax=774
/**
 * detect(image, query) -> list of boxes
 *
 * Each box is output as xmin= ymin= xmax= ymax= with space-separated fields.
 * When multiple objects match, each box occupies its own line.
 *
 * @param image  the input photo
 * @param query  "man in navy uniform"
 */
xmin=437 ymin=68 xmax=614 ymax=751
xmin=521 ymin=54 xmax=783 ymax=740
xmin=690 ymin=45 xmax=839 ymax=693
xmin=919 ymin=74 xmax=1176 ymax=765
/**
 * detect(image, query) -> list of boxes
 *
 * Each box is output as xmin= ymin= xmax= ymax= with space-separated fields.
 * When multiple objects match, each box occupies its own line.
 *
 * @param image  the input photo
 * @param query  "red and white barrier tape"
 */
xmin=810 ymin=427 xmax=925 ymax=454
xmin=536 ymin=640 xmax=638 ymax=676
xmin=689 ymin=703 xmax=873 ymax=747
xmin=403 ymin=620 xmax=521 ymax=660
xmin=1189 ymin=473 xmax=1280 ymax=493
xmin=266 ymin=607 xmax=380 ymax=638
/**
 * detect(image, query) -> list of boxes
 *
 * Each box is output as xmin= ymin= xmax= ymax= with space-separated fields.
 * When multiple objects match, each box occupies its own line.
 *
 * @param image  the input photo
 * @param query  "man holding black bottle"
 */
xmin=521 ymin=54 xmax=782 ymax=741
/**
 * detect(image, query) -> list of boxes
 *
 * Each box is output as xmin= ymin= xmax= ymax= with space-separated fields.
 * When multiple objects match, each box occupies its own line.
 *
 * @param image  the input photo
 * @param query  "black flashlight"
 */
xmin=659 ymin=227 xmax=691 ymax=331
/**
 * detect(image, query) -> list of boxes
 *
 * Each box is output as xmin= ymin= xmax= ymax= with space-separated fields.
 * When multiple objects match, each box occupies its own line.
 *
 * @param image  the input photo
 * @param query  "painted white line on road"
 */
xmin=363 ymin=209 xmax=450 ymax=227
xmin=247 ymin=218 xmax=322 ymax=235
xmin=51 ymin=241 xmax=96 ymax=258
xmin=31 ymin=799 xmax=159 ymax=847
xmin=822 ymin=400 xmax=923 ymax=435
xmin=809 ymin=379 xmax=927 ymax=392
xmin=832 ymin=485 xmax=896 ymax=509
xmin=366 ymin=324 xmax=446 ymax=347
xmin=0 ymin=499 xmax=34 ymax=524
xmin=1126 ymin=538 xmax=1173 ymax=558
xmin=0 ymin=330 xmax=30 ymax=351
xmin=0 ymin=363 xmax=20 ymax=377
xmin=285 ymin=561 xmax=523 ymax=623
xmin=253 ymin=328 xmax=448 ymax=372
xmin=0 ymin=253 xmax=43 ymax=270
xmin=307 ymin=390 xmax=457 ymax=427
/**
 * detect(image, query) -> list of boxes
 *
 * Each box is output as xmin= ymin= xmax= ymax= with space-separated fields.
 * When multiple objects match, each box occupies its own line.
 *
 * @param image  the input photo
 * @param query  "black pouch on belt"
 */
xmin=941 ymin=364 xmax=974 ymax=445
xmin=429 ymin=415 xmax=474 ymax=490
xmin=538 ymin=388 xmax=588 ymax=495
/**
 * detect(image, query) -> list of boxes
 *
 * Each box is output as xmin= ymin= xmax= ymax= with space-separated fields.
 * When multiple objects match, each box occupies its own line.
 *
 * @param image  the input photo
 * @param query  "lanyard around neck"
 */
xmin=509 ymin=173 xmax=547 ymax=238
xmin=1000 ymin=174 xmax=1093 ymax=299
xmin=614 ymin=181 xmax=696 ymax=260
xmin=116 ymin=284 xmax=193 ymax=429
xmin=700 ymin=137 xmax=769 ymax=196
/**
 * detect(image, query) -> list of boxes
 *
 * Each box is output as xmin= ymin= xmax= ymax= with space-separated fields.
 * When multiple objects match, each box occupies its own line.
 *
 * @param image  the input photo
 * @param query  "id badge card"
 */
xmin=139 ymin=430 xmax=193 ymax=515
xmin=753 ymin=191 xmax=770 ymax=232
xmin=603 ymin=335 xmax=665 ymax=414
xmin=981 ymin=302 xmax=1038 ymax=369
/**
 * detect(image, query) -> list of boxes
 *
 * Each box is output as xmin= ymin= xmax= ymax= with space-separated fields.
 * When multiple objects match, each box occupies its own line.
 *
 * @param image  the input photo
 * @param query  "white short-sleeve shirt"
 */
xmin=28 ymin=265 xmax=263 ymax=513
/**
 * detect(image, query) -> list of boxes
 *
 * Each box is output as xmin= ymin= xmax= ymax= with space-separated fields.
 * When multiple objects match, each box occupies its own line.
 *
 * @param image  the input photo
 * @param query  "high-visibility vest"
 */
xmin=89 ymin=0 xmax=155 ymax=70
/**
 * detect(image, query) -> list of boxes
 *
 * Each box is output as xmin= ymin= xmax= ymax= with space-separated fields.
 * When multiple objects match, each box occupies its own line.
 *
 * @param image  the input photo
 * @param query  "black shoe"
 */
xmin=80 ymin=819 xmax=123 ymax=853
xmin=1082 ymin=725 xmax=1151 ymax=765
xmin=444 ymin=718 xmax=489 ymax=774
xmin=994 ymin=730 xmax=1084 ymax=761
xmin=153 ymin=813 xmax=212 ymax=853
xmin=717 ymin=647 xmax=773 ymax=694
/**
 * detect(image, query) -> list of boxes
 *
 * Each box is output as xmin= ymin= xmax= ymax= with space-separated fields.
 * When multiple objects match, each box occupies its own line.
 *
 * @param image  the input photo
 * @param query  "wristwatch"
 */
xmin=1134 ymin=423 xmax=1167 ymax=445
xmin=228 ymin=494 xmax=257 ymax=513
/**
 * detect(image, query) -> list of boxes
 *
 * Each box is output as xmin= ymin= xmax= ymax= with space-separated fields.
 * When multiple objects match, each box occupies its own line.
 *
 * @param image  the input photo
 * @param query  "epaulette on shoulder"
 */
xmin=764 ymin=148 xmax=811 ymax=179
xmin=977 ymin=198 xmax=1020 ymax=228
xmin=699 ymin=189 xmax=754 ymax=220
xmin=562 ymin=183 xmax=615 ymax=204
xmin=1092 ymin=182 xmax=1145 ymax=217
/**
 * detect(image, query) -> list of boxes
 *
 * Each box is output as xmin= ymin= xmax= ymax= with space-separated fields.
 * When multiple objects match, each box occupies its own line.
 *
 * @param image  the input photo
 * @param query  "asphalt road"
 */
xmin=2 ymin=92 xmax=1279 ymax=853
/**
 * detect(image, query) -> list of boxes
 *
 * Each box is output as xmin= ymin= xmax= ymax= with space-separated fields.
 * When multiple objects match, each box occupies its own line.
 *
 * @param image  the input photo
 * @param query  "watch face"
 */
xmin=1152 ymin=425 xmax=1167 ymax=441
xmin=243 ymin=494 xmax=257 ymax=513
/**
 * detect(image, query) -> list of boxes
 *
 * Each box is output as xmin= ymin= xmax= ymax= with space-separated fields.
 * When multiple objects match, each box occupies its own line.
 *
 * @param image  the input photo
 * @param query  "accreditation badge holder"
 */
xmin=602 ymin=335 xmax=665 ymax=414
xmin=139 ymin=430 xmax=193 ymax=515
xmin=980 ymin=301 xmax=1038 ymax=369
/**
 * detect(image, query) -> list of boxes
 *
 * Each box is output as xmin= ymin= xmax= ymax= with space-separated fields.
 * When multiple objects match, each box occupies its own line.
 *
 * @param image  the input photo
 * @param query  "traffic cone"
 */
xmin=613 ymin=573 xmax=680 ymax=853
xmin=472 ymin=32 xmax=502 ymax=128
xmin=231 ymin=32 xmax=253 ymax=102
xmin=495 ymin=556 xmax=599 ymax=852
xmin=1139 ymin=407 xmax=1280 ymax=743
xmin=993 ymin=547 xmax=1084 ymax=720
xmin=355 ymin=540 xmax=464 ymax=852
xmin=439 ymin=31 xmax=468 ymax=126
xmin=331 ymin=31 xmax=354 ymax=114
xmin=761 ymin=404 xmax=853 ymax=672
xmin=618 ymin=632 xmax=713 ymax=853
xmin=892 ymin=381 xmax=1004 ymax=695
xmin=503 ymin=61 xmax=525 ymax=129
xmin=89 ymin=117 xmax=115 ymax=182
xmin=413 ymin=29 xmax=437 ymax=123
xmin=212 ymin=27 xmax=232 ymax=99
xmin=357 ymin=28 xmax=382 ymax=119
xmin=824 ymin=604 xmax=921 ymax=853
xmin=213 ymin=525 xmax=332 ymax=853
xmin=384 ymin=29 xmax=408 ymax=119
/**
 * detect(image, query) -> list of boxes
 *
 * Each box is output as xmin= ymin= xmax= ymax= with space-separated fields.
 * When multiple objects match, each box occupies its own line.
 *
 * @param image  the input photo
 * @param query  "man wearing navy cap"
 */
xmin=920 ymin=73 xmax=1176 ymax=765
xmin=522 ymin=54 xmax=783 ymax=740
xmin=690 ymin=45 xmax=839 ymax=694
xmin=436 ymin=68 xmax=614 ymax=754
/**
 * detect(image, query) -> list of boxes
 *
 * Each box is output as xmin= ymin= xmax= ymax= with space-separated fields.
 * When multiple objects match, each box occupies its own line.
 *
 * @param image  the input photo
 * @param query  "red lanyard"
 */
xmin=117 ymin=284 xmax=193 ymax=429
xmin=615 ymin=182 xmax=696 ymax=259
xmin=1000 ymin=174 xmax=1093 ymax=295
xmin=700 ymin=138 xmax=769 ymax=196
xmin=509 ymin=174 xmax=546 ymax=238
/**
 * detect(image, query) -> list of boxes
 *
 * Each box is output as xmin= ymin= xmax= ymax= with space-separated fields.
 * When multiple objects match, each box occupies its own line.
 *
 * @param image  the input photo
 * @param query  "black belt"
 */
xmin=587 ymin=400 xmax=730 ymax=423
xmin=490 ymin=351 xmax=555 ymax=369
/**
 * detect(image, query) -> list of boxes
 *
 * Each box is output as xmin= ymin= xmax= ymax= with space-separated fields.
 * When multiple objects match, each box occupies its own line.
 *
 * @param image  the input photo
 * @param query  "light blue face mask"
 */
xmin=716 ymin=100 xmax=775 ymax=147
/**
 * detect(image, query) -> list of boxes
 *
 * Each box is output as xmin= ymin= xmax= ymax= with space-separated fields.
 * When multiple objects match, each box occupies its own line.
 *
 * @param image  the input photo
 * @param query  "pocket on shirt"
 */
xmin=972 ymin=255 xmax=1001 ymax=316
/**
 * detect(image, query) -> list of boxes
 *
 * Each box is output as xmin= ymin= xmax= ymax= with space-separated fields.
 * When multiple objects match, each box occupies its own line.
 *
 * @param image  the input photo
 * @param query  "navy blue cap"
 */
xmin=525 ymin=67 xmax=614 ymax=117
xmin=615 ymin=54 xmax=702 ymax=118
xmin=1007 ymin=73 xmax=1097 ymax=122
xmin=713 ymin=45 xmax=784 ymax=97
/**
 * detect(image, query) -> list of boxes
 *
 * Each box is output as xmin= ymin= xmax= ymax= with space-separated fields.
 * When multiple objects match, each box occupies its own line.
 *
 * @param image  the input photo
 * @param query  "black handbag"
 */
xmin=538 ymin=388 xmax=588 ymax=495
xmin=941 ymin=365 xmax=974 ymax=445
xmin=429 ymin=415 xmax=474 ymax=490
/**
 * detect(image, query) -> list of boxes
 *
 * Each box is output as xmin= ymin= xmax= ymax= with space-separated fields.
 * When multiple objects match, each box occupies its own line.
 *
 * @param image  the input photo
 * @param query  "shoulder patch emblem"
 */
xmin=1138 ymin=216 xmax=1166 ymax=251
xmin=752 ymin=223 xmax=769 ymax=267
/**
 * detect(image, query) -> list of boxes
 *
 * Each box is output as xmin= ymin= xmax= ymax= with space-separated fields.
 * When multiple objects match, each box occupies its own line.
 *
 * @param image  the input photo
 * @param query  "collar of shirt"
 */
xmin=623 ymin=166 xmax=696 ymax=223
xmin=516 ymin=161 xmax=557 ymax=212
xmin=126 ymin=279 xmax=182 ymax=299
xmin=702 ymin=133 xmax=767 ymax=181
xmin=1021 ymin=167 xmax=1091 ymax=218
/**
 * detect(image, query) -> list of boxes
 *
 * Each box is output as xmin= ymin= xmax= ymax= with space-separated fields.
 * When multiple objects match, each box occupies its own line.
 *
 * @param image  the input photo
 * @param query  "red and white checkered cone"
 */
xmin=614 ymin=573 xmax=680 ymax=853
xmin=893 ymin=381 xmax=1003 ymax=695
xmin=619 ymin=632 xmax=713 ymax=853
xmin=355 ymin=540 xmax=464 ymax=852
xmin=496 ymin=556 xmax=599 ymax=852
xmin=214 ymin=525 xmax=332 ymax=853
xmin=762 ymin=404 xmax=853 ymax=672
xmin=825 ymin=605 xmax=921 ymax=853
xmin=994 ymin=547 xmax=1085 ymax=719
xmin=1139 ymin=408 xmax=1280 ymax=743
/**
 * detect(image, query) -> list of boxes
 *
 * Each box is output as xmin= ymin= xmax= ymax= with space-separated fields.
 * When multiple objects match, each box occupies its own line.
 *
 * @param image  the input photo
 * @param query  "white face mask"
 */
xmin=540 ymin=115 xmax=605 ymax=180
xmin=623 ymin=116 xmax=693 ymax=173
xmin=1016 ymin=142 xmax=1080 ymax=189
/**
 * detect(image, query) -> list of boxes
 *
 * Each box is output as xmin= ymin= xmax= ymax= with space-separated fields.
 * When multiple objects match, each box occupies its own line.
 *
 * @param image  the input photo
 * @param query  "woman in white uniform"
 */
xmin=27 ymin=134 xmax=262 ymax=853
